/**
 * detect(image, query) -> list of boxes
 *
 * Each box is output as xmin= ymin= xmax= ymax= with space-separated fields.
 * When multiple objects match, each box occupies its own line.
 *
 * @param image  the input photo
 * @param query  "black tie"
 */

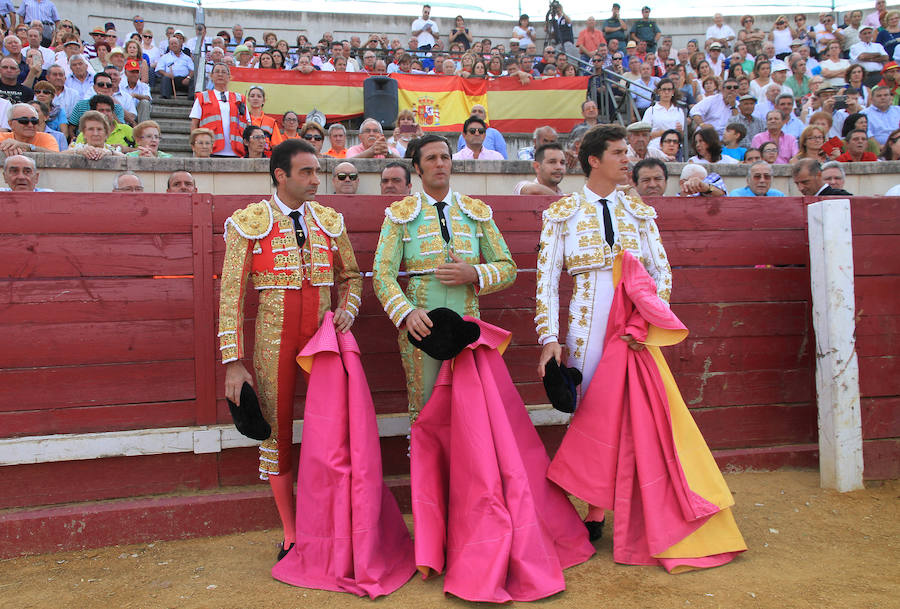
xmin=599 ymin=199 xmax=614 ymax=248
xmin=288 ymin=210 xmax=305 ymax=248
xmin=220 ymin=91 xmax=226 ymax=102
xmin=434 ymin=201 xmax=451 ymax=243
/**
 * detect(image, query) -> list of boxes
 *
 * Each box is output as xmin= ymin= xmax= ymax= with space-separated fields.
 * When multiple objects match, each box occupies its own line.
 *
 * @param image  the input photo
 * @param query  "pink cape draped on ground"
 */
xmin=410 ymin=318 xmax=595 ymax=603
xmin=547 ymin=253 xmax=746 ymax=573
xmin=271 ymin=313 xmax=416 ymax=597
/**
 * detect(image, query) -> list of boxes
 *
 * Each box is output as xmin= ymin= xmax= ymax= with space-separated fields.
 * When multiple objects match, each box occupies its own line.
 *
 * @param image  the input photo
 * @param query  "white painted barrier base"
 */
xmin=807 ymin=199 xmax=864 ymax=492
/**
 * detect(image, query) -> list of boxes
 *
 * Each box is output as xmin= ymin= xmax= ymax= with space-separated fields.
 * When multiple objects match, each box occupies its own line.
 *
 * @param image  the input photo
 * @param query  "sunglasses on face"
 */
xmin=336 ymin=173 xmax=358 ymax=181
xmin=467 ymin=128 xmax=486 ymax=134
xmin=302 ymin=134 xmax=323 ymax=141
xmin=134 ymin=19 xmax=144 ymax=23
xmin=142 ymin=35 xmax=152 ymax=39
xmin=95 ymin=82 xmax=113 ymax=88
xmin=724 ymin=85 xmax=739 ymax=90
xmin=12 ymin=117 xmax=39 ymax=125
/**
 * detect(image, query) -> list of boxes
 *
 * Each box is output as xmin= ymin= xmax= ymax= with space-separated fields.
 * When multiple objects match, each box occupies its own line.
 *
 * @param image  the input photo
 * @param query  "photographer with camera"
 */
xmin=545 ymin=1 xmax=574 ymax=56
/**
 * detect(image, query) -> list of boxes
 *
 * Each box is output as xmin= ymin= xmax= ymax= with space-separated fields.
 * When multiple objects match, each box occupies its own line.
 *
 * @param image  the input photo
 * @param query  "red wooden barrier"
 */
xmin=1 ymin=191 xmax=845 ymax=555
xmin=851 ymin=197 xmax=900 ymax=480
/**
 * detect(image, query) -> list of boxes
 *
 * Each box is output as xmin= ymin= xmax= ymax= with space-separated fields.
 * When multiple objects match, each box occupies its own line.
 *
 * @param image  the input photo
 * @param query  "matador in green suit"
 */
xmin=372 ymin=134 xmax=517 ymax=421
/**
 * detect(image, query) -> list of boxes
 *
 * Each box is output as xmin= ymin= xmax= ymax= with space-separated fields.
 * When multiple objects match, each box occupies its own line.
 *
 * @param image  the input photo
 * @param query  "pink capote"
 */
xmin=411 ymin=318 xmax=596 ymax=603
xmin=548 ymin=252 xmax=745 ymax=572
xmin=271 ymin=313 xmax=416 ymax=597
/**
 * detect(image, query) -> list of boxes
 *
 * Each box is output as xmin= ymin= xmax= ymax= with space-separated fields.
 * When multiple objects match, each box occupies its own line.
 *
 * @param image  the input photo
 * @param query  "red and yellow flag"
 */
xmin=228 ymin=68 xmax=587 ymax=133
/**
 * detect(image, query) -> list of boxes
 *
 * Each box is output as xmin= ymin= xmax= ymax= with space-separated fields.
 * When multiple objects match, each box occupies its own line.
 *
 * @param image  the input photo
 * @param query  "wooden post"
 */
xmin=807 ymin=199 xmax=864 ymax=492
xmin=192 ymin=193 xmax=217 ymax=425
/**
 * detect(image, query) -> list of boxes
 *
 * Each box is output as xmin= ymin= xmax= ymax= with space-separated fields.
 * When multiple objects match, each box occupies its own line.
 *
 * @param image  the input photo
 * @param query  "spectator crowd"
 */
xmin=0 ymin=1 xmax=898 ymax=197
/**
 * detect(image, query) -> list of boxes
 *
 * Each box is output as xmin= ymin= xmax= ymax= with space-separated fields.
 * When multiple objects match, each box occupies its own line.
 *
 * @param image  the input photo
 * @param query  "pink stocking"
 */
xmin=268 ymin=472 xmax=296 ymax=548
xmin=586 ymin=504 xmax=606 ymax=523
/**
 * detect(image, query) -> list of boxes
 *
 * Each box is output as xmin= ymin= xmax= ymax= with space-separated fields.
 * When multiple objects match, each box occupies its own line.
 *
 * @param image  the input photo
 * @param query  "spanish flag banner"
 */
xmin=229 ymin=68 xmax=368 ymax=122
xmin=228 ymin=68 xmax=587 ymax=133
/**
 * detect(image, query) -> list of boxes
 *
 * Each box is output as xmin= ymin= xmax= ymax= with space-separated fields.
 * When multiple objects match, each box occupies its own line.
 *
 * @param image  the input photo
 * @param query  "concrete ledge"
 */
xmin=21 ymin=153 xmax=900 ymax=196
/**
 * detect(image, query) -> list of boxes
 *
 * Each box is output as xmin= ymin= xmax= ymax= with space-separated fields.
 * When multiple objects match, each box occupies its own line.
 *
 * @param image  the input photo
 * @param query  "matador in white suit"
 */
xmin=535 ymin=124 xmax=671 ymax=538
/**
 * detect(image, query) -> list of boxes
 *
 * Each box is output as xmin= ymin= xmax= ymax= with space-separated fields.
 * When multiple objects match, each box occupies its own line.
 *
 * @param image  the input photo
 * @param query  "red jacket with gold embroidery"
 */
xmin=217 ymin=198 xmax=362 ymax=363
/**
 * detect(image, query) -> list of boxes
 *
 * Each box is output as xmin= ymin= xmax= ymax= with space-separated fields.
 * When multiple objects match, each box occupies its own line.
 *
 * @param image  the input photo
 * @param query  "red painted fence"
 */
xmin=852 ymin=197 xmax=900 ymax=480
xmin=2 ymin=192 xmax=886 ymax=555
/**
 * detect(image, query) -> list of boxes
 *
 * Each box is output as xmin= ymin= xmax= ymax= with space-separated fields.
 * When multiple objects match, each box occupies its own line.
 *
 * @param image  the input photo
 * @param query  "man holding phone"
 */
xmin=452 ymin=116 xmax=504 ymax=160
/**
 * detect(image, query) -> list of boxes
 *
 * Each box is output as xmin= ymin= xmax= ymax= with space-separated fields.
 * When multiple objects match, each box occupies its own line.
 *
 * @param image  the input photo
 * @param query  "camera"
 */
xmin=833 ymin=95 xmax=847 ymax=110
xmin=549 ymin=0 xmax=561 ymax=14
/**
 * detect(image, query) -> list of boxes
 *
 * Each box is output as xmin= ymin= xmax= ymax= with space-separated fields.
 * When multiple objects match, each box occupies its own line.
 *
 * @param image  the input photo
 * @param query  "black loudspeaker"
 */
xmin=364 ymin=76 xmax=399 ymax=129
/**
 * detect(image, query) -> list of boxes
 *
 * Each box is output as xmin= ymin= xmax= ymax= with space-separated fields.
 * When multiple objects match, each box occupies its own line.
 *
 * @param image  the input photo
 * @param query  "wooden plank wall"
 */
xmin=851 ymin=197 xmax=900 ymax=480
xmin=1 ymin=192 xmax=829 ymax=513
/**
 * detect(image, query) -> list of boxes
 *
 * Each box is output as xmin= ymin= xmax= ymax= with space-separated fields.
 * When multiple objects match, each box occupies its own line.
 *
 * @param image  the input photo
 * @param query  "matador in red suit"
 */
xmin=217 ymin=140 xmax=362 ymax=560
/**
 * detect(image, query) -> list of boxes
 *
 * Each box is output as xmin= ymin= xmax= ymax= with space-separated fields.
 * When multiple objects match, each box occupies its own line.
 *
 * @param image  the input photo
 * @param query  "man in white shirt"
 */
xmin=104 ymin=64 xmax=137 ymax=125
xmin=514 ymin=142 xmax=566 ymax=195
xmin=706 ymin=13 xmax=736 ymax=55
xmin=411 ymin=4 xmax=439 ymax=50
xmin=689 ymin=77 xmax=739 ymax=135
xmin=850 ymin=24 xmax=889 ymax=87
xmin=120 ymin=58 xmax=151 ymax=123
xmin=706 ymin=42 xmax=725 ymax=77
xmin=64 ymin=54 xmax=94 ymax=101
xmin=24 ymin=27 xmax=52 ymax=69
xmin=185 ymin=24 xmax=212 ymax=56
xmin=157 ymin=37 xmax=194 ymax=99
xmin=863 ymin=0 xmax=886 ymax=28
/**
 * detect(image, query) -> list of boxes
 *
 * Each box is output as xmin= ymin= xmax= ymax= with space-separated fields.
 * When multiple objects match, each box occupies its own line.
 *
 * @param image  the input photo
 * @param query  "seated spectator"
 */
xmin=862 ymin=85 xmax=900 ymax=145
xmin=657 ymin=128 xmax=681 ymax=161
xmin=679 ymin=162 xmax=727 ymax=196
xmin=68 ymin=74 xmax=126 ymax=134
xmin=837 ymin=129 xmax=879 ymax=161
xmin=743 ymin=148 xmax=763 ymax=163
xmin=233 ymin=45 xmax=254 ymax=68
xmin=850 ymin=25 xmax=888 ymax=88
xmin=839 ymin=112 xmax=879 ymax=156
xmin=0 ymin=102 xmax=59 ymax=154
xmin=729 ymin=160 xmax=785 ymax=196
xmin=332 ymin=161 xmax=359 ymax=194
xmin=879 ymin=128 xmax=900 ymax=160
xmin=325 ymin=123 xmax=348 ymax=158
xmin=625 ymin=121 xmax=667 ymax=163
xmin=821 ymin=161 xmax=847 ymax=189
xmin=167 ymin=171 xmax=198 ymax=193
xmin=690 ymin=126 xmax=739 ymax=165
xmin=280 ymin=111 xmax=301 ymax=140
xmin=575 ymin=100 xmax=600 ymax=131
xmin=514 ymin=142 xmax=566 ymax=195
xmin=347 ymin=118 xmax=399 ymax=158
xmin=242 ymin=125 xmax=268 ymax=159
xmin=103 ymin=64 xmax=137 ymax=126
xmin=387 ymin=109 xmax=423 ymax=157
xmin=123 ymin=40 xmax=149 ymax=84
xmin=299 ymin=121 xmax=326 ymax=155
xmin=126 ymin=120 xmax=170 ymax=157
xmin=791 ymin=125 xmax=828 ymax=163
xmin=453 ymin=115 xmax=504 ymax=160
xmin=456 ymin=104 xmax=507 ymax=158
xmin=32 ymin=79 xmax=66 ymax=138
xmin=0 ymin=55 xmax=34 ymax=103
xmin=27 ymin=100 xmax=66 ymax=151
xmin=66 ymin=110 xmax=125 ymax=159
xmin=806 ymin=111 xmax=843 ymax=158
xmin=1 ymin=154 xmax=52 ymax=191
xmin=727 ymin=94 xmax=766 ymax=147
xmin=759 ymin=141 xmax=779 ymax=164
xmin=156 ymin=36 xmax=194 ymax=99
xmin=642 ymin=78 xmax=682 ymax=147
xmin=689 ymin=77 xmax=739 ymax=136
xmin=632 ymin=157 xmax=668 ymax=197
xmin=121 ymin=58 xmax=151 ymax=124
xmin=518 ymin=126 xmax=558 ymax=160
xmin=785 ymin=56 xmax=810 ymax=98
xmin=381 ymin=161 xmax=412 ymax=196
xmin=112 ymin=171 xmax=144 ymax=192
xmin=792 ymin=158 xmax=853 ymax=195
xmin=751 ymin=110 xmax=798 ymax=163
xmin=721 ymin=123 xmax=748 ymax=161
xmin=246 ymin=86 xmax=284 ymax=152
xmin=190 ymin=127 xmax=214 ymax=158
xmin=819 ymin=41 xmax=850 ymax=87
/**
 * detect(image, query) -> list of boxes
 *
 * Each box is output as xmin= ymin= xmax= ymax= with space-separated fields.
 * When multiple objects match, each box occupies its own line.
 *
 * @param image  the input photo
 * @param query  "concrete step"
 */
xmin=155 ymin=118 xmax=191 ymax=134
xmin=151 ymin=96 xmax=194 ymax=107
xmin=150 ymin=104 xmax=191 ymax=119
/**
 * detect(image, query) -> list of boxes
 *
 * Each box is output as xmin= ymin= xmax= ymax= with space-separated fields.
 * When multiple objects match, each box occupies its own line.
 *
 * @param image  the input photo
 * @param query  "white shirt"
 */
xmin=583 ymin=185 xmax=618 ymax=244
xmin=273 ymin=193 xmax=308 ymax=239
xmin=112 ymin=89 xmax=137 ymax=115
xmin=850 ymin=40 xmax=887 ymax=72
xmin=813 ymin=24 xmax=839 ymax=53
xmin=819 ymin=58 xmax=850 ymax=86
xmin=29 ymin=45 xmax=54 ymax=69
xmin=189 ymin=89 xmax=249 ymax=157
xmin=411 ymin=17 xmax=439 ymax=47
xmin=513 ymin=25 xmax=535 ymax=47
xmin=705 ymin=23 xmax=736 ymax=43
xmin=184 ymin=36 xmax=212 ymax=54
xmin=142 ymin=44 xmax=161 ymax=68
xmin=706 ymin=53 xmax=725 ymax=77
xmin=642 ymin=102 xmax=684 ymax=147
xmin=65 ymin=74 xmax=95 ymax=100
xmin=689 ymin=93 xmax=736 ymax=135
xmin=120 ymin=78 xmax=151 ymax=101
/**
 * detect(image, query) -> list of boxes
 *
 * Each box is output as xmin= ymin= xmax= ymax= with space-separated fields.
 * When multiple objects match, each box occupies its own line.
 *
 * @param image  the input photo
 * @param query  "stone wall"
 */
xmin=27 ymin=154 xmax=900 ymax=197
